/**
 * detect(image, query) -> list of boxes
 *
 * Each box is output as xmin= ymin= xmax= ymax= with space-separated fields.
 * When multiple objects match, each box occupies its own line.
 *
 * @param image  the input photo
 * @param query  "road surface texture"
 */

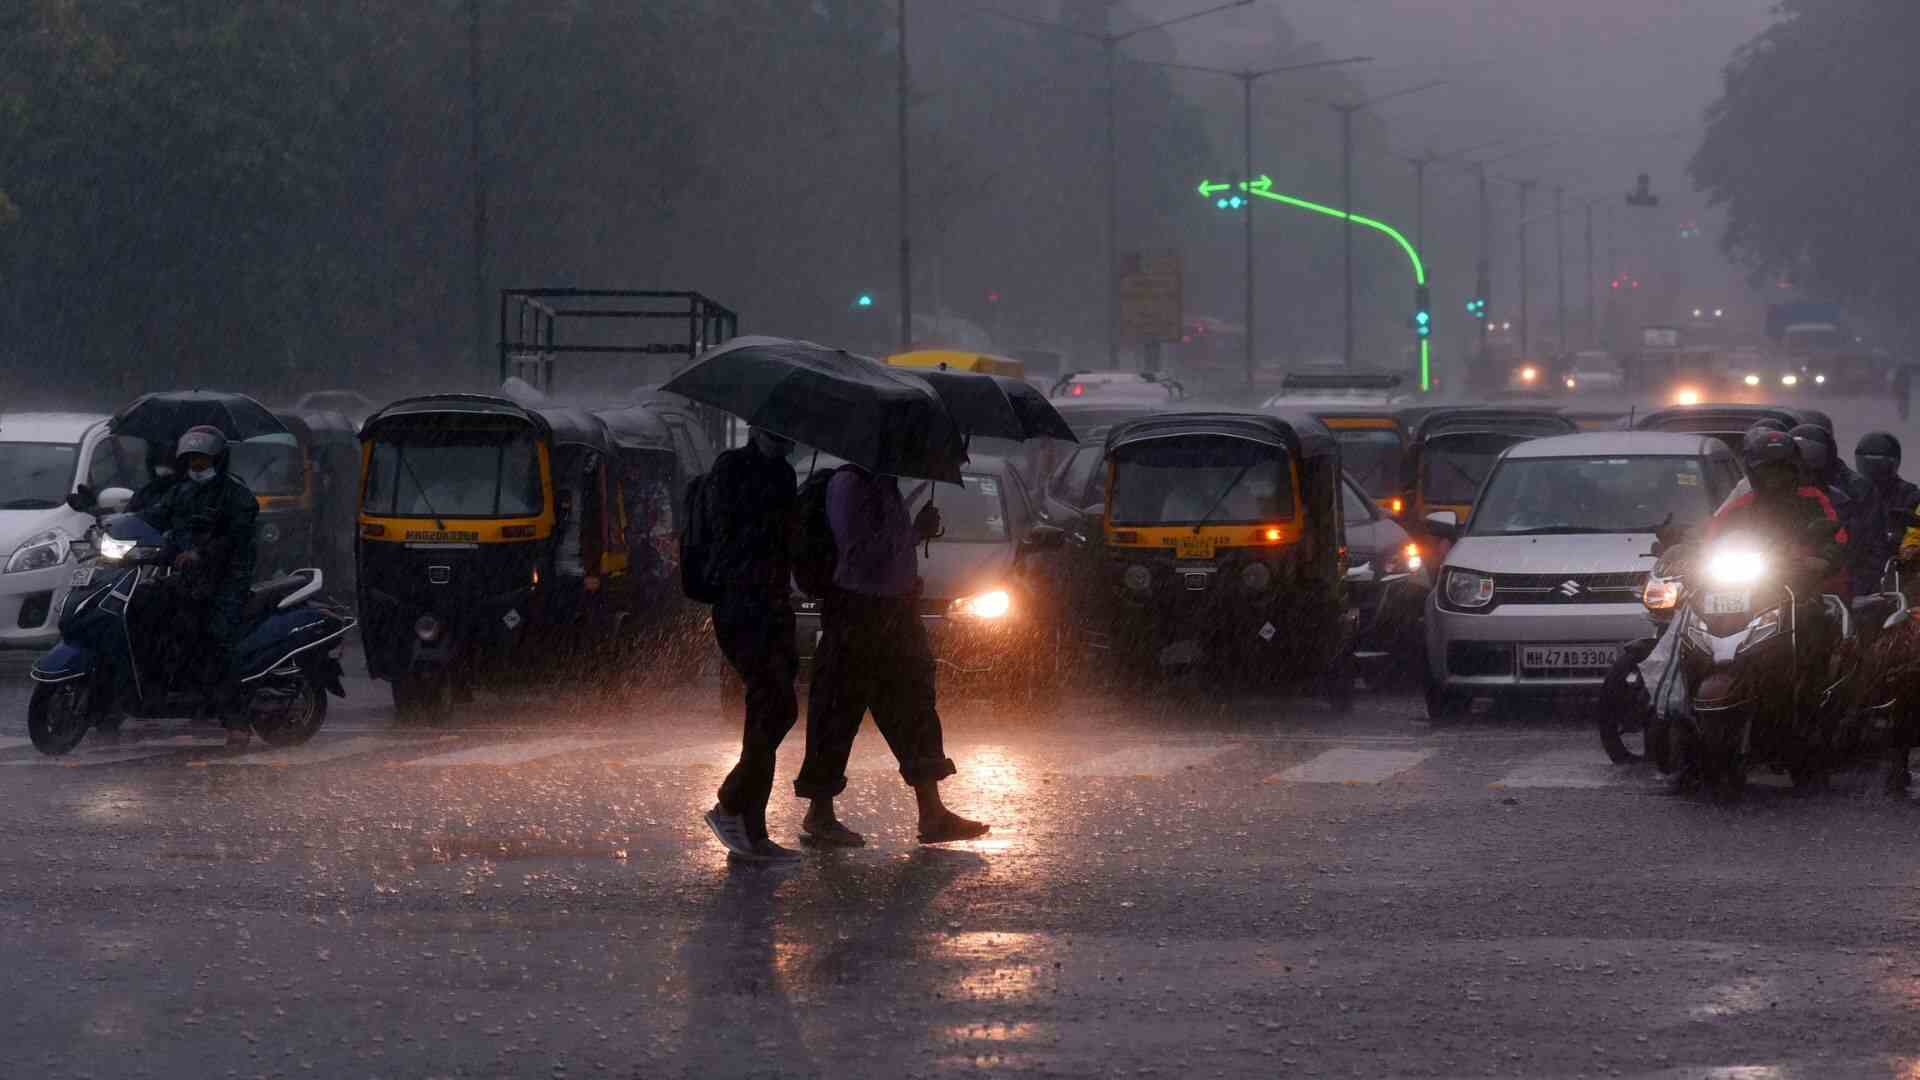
xmin=6 ymin=645 xmax=1920 ymax=1079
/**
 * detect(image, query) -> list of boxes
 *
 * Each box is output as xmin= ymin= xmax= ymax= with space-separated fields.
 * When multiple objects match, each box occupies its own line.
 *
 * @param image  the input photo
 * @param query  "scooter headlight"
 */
xmin=96 ymin=534 xmax=137 ymax=563
xmin=5 ymin=529 xmax=70 ymax=573
xmin=1704 ymin=548 xmax=1767 ymax=587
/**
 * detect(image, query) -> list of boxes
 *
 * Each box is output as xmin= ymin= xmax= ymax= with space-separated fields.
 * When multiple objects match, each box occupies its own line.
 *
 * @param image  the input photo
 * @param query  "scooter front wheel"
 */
xmin=28 ymin=680 xmax=93 ymax=756
xmin=254 ymin=679 xmax=328 ymax=747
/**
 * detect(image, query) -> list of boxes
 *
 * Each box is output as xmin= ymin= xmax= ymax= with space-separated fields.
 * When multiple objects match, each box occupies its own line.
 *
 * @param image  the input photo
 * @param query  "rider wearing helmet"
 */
xmin=139 ymin=426 xmax=261 ymax=746
xmin=1707 ymin=429 xmax=1849 ymax=594
xmin=1791 ymin=423 xmax=1875 ymax=593
xmin=1855 ymin=432 xmax=1920 ymax=581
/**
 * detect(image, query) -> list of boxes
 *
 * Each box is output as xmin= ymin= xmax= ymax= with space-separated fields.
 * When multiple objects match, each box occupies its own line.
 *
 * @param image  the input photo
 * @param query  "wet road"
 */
xmin=7 ymin=650 xmax=1920 ymax=1079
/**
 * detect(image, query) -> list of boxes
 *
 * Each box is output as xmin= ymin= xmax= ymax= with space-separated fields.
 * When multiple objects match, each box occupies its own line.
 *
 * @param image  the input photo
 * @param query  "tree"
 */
xmin=1691 ymin=0 xmax=1920 ymax=336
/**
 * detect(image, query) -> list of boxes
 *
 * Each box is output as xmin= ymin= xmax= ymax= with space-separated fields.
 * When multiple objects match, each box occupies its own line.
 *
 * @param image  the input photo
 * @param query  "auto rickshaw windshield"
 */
xmin=1422 ymin=433 xmax=1520 ymax=506
xmin=1332 ymin=429 xmax=1402 ymax=499
xmin=1109 ymin=437 xmax=1293 ymax=527
xmin=363 ymin=430 xmax=543 ymax=518
xmin=229 ymin=433 xmax=304 ymax=496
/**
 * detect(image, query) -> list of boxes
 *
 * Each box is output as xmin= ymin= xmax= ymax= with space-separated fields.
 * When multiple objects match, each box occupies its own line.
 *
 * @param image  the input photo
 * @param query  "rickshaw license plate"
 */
xmin=1175 ymin=535 xmax=1217 ymax=560
xmin=69 ymin=568 xmax=93 ymax=587
xmin=1703 ymin=590 xmax=1750 ymax=615
xmin=1521 ymin=645 xmax=1618 ymax=671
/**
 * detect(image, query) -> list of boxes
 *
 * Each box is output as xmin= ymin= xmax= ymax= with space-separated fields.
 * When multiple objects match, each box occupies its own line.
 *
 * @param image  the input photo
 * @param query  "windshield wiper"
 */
xmin=1498 ymin=525 xmax=1619 ymax=535
xmin=396 ymin=447 xmax=447 ymax=530
xmin=0 ymin=497 xmax=59 ymax=510
xmin=1191 ymin=462 xmax=1257 ymax=534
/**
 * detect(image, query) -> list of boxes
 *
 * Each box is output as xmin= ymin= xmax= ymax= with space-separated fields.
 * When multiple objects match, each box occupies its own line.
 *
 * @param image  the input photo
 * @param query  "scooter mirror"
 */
xmin=95 ymin=487 xmax=134 ymax=514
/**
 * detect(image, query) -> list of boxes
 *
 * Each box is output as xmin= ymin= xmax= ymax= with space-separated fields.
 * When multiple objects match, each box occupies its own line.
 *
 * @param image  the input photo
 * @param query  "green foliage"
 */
xmin=1691 ymin=0 xmax=1920 ymax=334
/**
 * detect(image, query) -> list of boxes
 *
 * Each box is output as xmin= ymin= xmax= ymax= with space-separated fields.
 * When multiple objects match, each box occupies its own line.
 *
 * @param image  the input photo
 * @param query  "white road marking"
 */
xmin=626 ymin=741 xmax=737 ymax=769
xmin=401 ymin=735 xmax=632 ymax=768
xmin=206 ymin=737 xmax=390 ymax=768
xmin=1062 ymin=744 xmax=1235 ymax=778
xmin=1492 ymin=747 xmax=1624 ymax=790
xmin=1276 ymin=747 xmax=1433 ymax=785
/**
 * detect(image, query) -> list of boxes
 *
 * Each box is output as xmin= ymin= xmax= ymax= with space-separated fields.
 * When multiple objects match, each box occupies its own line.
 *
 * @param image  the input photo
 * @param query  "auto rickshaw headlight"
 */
xmin=951 ymin=589 xmax=1011 ymax=620
xmin=1241 ymin=562 xmax=1273 ymax=592
xmin=1122 ymin=565 xmax=1152 ymax=593
xmin=414 ymin=613 xmax=445 ymax=642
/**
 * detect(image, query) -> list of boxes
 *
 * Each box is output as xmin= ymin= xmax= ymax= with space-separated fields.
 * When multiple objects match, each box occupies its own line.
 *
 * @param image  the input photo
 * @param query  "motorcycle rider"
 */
xmin=1789 ymin=423 xmax=1876 ymax=594
xmin=1854 ymin=432 xmax=1920 ymax=588
xmin=140 ymin=426 xmax=260 ymax=747
xmin=1708 ymin=430 xmax=1848 ymax=590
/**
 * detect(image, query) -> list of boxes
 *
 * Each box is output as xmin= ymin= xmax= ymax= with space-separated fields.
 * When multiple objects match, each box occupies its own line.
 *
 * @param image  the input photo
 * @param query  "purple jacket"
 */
xmin=827 ymin=468 xmax=918 ymax=598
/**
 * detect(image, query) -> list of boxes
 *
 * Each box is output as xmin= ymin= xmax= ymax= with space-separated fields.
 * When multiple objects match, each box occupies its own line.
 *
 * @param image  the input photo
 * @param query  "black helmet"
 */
xmin=1788 ymin=423 xmax=1834 ymax=475
xmin=1741 ymin=418 xmax=1790 ymax=458
xmin=1857 ymin=431 xmax=1903 ymax=484
xmin=1745 ymin=429 xmax=1802 ymax=495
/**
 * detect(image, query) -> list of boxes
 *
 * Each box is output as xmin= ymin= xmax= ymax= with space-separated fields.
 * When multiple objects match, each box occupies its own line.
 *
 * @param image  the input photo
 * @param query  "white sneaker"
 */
xmin=703 ymin=805 xmax=755 ymax=858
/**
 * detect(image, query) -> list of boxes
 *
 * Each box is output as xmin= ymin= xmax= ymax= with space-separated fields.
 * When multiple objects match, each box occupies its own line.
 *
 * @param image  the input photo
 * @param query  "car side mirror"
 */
xmin=1022 ymin=524 xmax=1067 ymax=551
xmin=1424 ymin=509 xmax=1459 ymax=542
xmin=67 ymin=484 xmax=97 ymax=513
xmin=95 ymin=487 xmax=133 ymax=514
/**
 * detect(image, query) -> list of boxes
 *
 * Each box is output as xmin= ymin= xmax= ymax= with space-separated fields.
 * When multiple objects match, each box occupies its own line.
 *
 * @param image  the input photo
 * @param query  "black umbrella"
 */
xmin=662 ymin=337 xmax=967 ymax=482
xmin=111 ymin=391 xmax=287 ymax=444
xmin=911 ymin=370 xmax=1078 ymax=444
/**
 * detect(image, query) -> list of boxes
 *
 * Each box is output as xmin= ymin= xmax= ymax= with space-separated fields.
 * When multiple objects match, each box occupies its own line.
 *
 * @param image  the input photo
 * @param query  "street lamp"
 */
xmin=1324 ymin=80 xmax=1447 ymax=367
xmin=1145 ymin=51 xmax=1372 ymax=386
xmin=976 ymin=0 xmax=1254 ymax=366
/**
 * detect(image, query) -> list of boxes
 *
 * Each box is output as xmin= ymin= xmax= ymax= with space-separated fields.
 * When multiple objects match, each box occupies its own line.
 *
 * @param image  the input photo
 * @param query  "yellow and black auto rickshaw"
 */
xmin=356 ymin=395 xmax=629 ymax=714
xmin=1090 ymin=410 xmax=1353 ymax=703
xmin=1400 ymin=406 xmax=1577 ymax=537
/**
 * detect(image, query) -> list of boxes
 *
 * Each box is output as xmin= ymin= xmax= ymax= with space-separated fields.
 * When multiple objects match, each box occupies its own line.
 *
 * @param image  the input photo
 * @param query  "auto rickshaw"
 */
xmin=593 ymin=400 xmax=717 ymax=652
xmin=1400 ymin=406 xmax=1578 ymax=537
xmin=1631 ymin=403 xmax=1825 ymax=454
xmin=886 ymin=349 xmax=1027 ymax=380
xmin=274 ymin=408 xmax=361 ymax=593
xmin=356 ymin=395 xmax=630 ymax=715
xmin=1088 ymin=410 xmax=1353 ymax=704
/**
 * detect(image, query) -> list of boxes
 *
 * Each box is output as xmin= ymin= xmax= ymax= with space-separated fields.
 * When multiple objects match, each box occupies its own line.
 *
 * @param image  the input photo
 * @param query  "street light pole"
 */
xmin=1516 ymin=180 xmax=1535 ymax=357
xmin=1476 ymin=164 xmax=1490 ymax=372
xmin=1554 ymin=185 xmax=1567 ymax=359
xmin=468 ymin=0 xmax=488 ymax=374
xmin=897 ymin=0 xmax=912 ymax=351
xmin=1584 ymin=200 xmax=1596 ymax=349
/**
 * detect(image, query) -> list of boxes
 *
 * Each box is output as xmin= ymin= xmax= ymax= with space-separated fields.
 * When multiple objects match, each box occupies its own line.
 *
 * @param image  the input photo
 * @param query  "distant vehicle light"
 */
xmin=1743 ymin=374 xmax=1761 ymax=387
xmin=1815 ymin=374 xmax=1827 ymax=385
xmin=1564 ymin=377 xmax=1577 ymax=390
xmin=1781 ymin=374 xmax=1800 ymax=387
xmin=1389 ymin=497 xmax=1404 ymax=516
xmin=1519 ymin=365 xmax=1539 ymax=384
xmin=1070 ymin=384 xmax=1085 ymax=397
xmin=1675 ymin=388 xmax=1701 ymax=406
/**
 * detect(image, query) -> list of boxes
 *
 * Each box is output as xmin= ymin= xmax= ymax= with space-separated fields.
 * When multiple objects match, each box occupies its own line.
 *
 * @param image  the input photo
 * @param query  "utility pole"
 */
xmin=1516 ymin=180 xmax=1536 ymax=357
xmin=1584 ymin=200 xmax=1597 ymax=349
xmin=897 ymin=0 xmax=911 ymax=351
xmin=1476 ymin=165 xmax=1491 ymax=374
xmin=1554 ymin=185 xmax=1567 ymax=360
xmin=468 ymin=0 xmax=488 ymax=374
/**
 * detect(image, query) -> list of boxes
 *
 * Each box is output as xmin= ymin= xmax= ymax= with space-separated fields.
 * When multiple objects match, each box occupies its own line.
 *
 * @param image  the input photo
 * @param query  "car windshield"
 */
xmin=1331 ymin=429 xmax=1402 ymax=499
xmin=228 ymin=433 xmax=305 ymax=495
xmin=1109 ymin=436 xmax=1292 ymax=527
xmin=363 ymin=431 xmax=543 ymax=518
xmin=0 ymin=442 xmax=78 ymax=510
xmin=901 ymin=473 xmax=1008 ymax=543
xmin=1422 ymin=433 xmax=1525 ymax=505
xmin=1471 ymin=455 xmax=1718 ymax=536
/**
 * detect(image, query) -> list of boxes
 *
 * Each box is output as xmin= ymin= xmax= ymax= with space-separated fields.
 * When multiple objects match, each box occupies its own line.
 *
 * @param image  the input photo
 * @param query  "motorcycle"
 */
xmin=26 ymin=487 xmax=355 ymax=755
xmin=1666 ymin=521 xmax=1879 ymax=799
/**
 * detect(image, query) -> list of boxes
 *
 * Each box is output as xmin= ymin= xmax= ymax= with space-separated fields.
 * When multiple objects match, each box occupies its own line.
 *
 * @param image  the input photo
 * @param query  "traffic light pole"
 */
xmin=1242 ymin=77 xmax=1255 ymax=388
xmin=1105 ymin=38 xmax=1119 ymax=366
xmin=1585 ymin=200 xmax=1596 ymax=349
xmin=1476 ymin=165 xmax=1490 ymax=376
xmin=1554 ymin=185 xmax=1567 ymax=359
xmin=1516 ymin=180 xmax=1535 ymax=358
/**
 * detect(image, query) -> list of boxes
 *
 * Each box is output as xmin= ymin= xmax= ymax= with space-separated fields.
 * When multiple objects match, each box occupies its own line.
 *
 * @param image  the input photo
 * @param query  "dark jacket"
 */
xmin=141 ymin=471 xmax=260 ymax=591
xmin=705 ymin=444 xmax=797 ymax=596
xmin=1857 ymin=477 xmax=1920 ymax=593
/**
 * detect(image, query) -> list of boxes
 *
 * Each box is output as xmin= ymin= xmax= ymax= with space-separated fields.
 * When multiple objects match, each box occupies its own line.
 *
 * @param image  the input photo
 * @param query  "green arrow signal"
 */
xmin=1197 ymin=180 xmax=1233 ymax=197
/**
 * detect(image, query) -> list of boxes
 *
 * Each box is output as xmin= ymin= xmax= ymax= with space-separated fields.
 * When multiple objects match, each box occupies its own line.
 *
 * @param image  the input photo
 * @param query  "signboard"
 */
xmin=1118 ymin=251 xmax=1183 ymax=341
xmin=1641 ymin=327 xmax=1680 ymax=350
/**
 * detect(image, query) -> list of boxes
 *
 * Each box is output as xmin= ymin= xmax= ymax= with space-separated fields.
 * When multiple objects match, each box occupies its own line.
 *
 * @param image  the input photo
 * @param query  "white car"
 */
xmin=1423 ymin=431 xmax=1743 ymax=719
xmin=0 ymin=414 xmax=151 ymax=648
xmin=1562 ymin=352 xmax=1624 ymax=393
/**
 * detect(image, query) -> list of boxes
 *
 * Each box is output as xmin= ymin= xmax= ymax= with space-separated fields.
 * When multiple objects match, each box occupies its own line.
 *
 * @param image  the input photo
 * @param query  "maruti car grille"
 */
xmin=1492 ymin=571 xmax=1647 ymax=605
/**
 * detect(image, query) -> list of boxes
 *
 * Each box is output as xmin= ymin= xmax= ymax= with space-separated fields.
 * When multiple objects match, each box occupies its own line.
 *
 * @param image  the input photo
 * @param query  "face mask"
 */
xmin=188 ymin=467 xmax=216 ymax=485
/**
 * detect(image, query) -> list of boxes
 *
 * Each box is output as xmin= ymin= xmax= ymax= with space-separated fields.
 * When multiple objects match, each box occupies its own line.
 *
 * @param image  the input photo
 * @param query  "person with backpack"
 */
xmin=688 ymin=427 xmax=803 ymax=861
xmin=791 ymin=463 xmax=989 ymax=848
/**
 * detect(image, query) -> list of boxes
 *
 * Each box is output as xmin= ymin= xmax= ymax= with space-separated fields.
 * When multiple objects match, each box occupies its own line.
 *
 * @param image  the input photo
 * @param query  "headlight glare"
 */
xmin=1643 ymin=578 xmax=1679 ymax=611
xmin=5 ymin=529 xmax=69 ymax=573
xmin=951 ymin=589 xmax=1012 ymax=619
xmin=1743 ymin=373 xmax=1761 ymax=387
xmin=1705 ymin=548 xmax=1767 ymax=586
xmin=1444 ymin=569 xmax=1495 ymax=609
xmin=97 ymin=535 xmax=137 ymax=563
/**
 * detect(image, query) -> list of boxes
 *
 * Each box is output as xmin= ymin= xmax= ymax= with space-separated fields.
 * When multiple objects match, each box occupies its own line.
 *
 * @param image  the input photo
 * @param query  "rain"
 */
xmin=10 ymin=1 xmax=1920 ymax=1077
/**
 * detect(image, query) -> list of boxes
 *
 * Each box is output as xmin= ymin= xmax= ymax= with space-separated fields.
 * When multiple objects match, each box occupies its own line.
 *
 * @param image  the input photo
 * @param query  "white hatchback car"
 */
xmin=1423 ymin=431 xmax=1742 ymax=719
xmin=0 ymin=414 xmax=152 ymax=649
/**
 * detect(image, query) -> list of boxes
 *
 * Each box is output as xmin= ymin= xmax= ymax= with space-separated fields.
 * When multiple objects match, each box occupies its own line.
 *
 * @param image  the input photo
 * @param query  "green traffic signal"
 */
xmin=855 ymin=293 xmax=874 ymax=308
xmin=1415 ymin=286 xmax=1432 ymax=340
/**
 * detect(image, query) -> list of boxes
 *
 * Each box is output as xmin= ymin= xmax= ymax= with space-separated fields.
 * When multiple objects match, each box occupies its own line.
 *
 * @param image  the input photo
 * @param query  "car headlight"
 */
xmin=1241 ymin=562 xmax=1273 ymax=591
xmin=97 ymin=535 xmax=138 ymax=563
xmin=1781 ymin=373 xmax=1799 ymax=387
xmin=5 ymin=529 xmax=70 ymax=574
xmin=1704 ymin=548 xmax=1767 ymax=586
xmin=1674 ymin=388 xmax=1701 ymax=406
xmin=1381 ymin=543 xmax=1423 ymax=577
xmin=1814 ymin=374 xmax=1827 ymax=385
xmin=1122 ymin=565 xmax=1152 ymax=593
xmin=1643 ymin=577 xmax=1679 ymax=611
xmin=1743 ymin=373 xmax=1761 ymax=387
xmin=1519 ymin=365 xmax=1539 ymax=384
xmin=1736 ymin=606 xmax=1784 ymax=653
xmin=951 ymin=589 xmax=1012 ymax=620
xmin=1444 ymin=568 xmax=1495 ymax=609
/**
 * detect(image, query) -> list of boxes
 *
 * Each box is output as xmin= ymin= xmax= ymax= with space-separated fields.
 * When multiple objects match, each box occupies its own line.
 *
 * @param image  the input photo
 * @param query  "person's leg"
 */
xmin=712 ymin=595 xmax=799 ymax=846
xmin=794 ymin=598 xmax=870 ymax=845
xmin=207 ymin=582 xmax=249 ymax=747
xmin=864 ymin=603 xmax=984 ymax=842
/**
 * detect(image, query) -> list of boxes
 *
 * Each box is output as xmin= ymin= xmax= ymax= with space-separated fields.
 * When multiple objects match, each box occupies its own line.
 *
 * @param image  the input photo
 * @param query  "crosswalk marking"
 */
xmin=1276 ymin=747 xmax=1433 ymax=785
xmin=206 ymin=737 xmax=391 ymax=768
xmin=1062 ymin=744 xmax=1234 ymax=779
xmin=625 ymin=739 xmax=909 ymax=773
xmin=401 ymin=735 xmax=632 ymax=768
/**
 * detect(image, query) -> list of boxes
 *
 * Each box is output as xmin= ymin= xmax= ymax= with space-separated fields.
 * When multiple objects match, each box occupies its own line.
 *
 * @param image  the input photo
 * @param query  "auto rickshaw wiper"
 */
xmin=396 ymin=447 xmax=448 ymax=530
xmin=1191 ymin=462 xmax=1256 ymax=535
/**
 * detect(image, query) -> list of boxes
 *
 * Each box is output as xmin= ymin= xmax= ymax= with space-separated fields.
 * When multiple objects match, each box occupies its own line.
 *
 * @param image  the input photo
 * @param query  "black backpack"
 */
xmin=678 ymin=471 xmax=722 ymax=604
xmin=793 ymin=466 xmax=843 ymax=599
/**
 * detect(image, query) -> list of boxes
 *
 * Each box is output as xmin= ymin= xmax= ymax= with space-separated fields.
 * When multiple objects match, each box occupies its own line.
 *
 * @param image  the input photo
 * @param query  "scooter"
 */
xmin=26 ymin=487 xmax=355 ymax=755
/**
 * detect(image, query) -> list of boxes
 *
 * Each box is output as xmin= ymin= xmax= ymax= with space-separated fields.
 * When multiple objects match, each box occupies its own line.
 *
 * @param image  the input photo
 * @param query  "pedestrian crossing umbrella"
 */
xmin=663 ymin=337 xmax=966 ymax=482
xmin=909 ymin=369 xmax=1078 ymax=444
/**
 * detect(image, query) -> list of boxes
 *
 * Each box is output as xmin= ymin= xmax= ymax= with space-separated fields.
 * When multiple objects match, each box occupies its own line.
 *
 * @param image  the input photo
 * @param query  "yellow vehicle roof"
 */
xmin=886 ymin=350 xmax=1025 ymax=379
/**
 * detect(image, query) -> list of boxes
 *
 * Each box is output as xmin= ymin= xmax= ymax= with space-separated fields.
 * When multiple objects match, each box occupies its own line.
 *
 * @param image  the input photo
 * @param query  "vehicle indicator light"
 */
xmin=1389 ymin=497 xmax=1404 ymax=516
xmin=1404 ymin=543 xmax=1423 ymax=573
xmin=1263 ymin=527 xmax=1283 ymax=542
xmin=1070 ymin=384 xmax=1085 ymax=397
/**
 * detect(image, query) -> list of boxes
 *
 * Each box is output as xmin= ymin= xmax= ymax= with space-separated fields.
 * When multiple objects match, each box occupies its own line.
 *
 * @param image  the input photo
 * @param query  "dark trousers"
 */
xmin=712 ymin=590 xmax=799 ymax=842
xmin=795 ymin=593 xmax=957 ymax=800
